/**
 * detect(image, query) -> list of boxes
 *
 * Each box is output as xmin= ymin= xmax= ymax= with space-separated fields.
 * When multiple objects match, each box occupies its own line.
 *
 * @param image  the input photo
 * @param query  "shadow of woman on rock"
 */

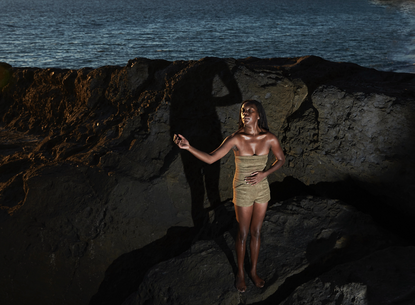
xmin=90 ymin=59 xmax=242 ymax=305
xmin=89 ymin=204 xmax=238 ymax=305
xmin=167 ymin=57 xmax=242 ymax=238
xmin=89 ymin=226 xmax=195 ymax=305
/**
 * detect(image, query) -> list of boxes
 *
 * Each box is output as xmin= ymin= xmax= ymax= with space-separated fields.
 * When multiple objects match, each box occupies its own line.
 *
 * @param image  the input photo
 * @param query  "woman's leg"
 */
xmin=249 ymin=201 xmax=268 ymax=288
xmin=234 ymin=204 xmax=253 ymax=292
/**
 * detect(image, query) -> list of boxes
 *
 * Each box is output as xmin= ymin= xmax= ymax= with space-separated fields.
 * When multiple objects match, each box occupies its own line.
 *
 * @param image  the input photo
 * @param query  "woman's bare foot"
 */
xmin=235 ymin=272 xmax=247 ymax=293
xmin=250 ymin=272 xmax=265 ymax=288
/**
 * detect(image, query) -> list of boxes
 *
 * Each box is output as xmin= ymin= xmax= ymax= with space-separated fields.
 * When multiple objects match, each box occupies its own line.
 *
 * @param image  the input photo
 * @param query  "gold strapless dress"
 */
xmin=233 ymin=155 xmax=270 ymax=207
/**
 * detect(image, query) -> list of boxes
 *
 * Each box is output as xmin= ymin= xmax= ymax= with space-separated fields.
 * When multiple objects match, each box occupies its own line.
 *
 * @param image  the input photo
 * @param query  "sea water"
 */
xmin=0 ymin=0 xmax=414 ymax=73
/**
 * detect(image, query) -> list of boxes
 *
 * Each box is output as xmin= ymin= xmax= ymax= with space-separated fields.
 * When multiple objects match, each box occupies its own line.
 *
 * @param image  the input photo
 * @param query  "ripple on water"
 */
xmin=0 ymin=0 xmax=414 ymax=72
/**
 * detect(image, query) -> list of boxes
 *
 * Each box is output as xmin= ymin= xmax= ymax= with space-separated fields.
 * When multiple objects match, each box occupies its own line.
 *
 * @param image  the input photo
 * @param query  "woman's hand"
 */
xmin=244 ymin=171 xmax=266 ymax=185
xmin=173 ymin=134 xmax=189 ymax=150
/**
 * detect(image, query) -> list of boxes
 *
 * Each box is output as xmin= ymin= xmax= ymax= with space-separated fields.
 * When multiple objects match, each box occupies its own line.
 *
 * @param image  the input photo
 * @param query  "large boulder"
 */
xmin=124 ymin=197 xmax=405 ymax=305
xmin=279 ymin=246 xmax=415 ymax=305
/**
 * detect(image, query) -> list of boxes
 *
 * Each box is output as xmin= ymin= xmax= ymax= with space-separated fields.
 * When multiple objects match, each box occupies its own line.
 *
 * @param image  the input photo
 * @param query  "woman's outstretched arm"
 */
xmin=174 ymin=133 xmax=236 ymax=164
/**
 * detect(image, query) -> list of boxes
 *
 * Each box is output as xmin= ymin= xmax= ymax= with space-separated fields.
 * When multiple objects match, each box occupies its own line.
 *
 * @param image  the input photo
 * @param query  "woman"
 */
xmin=174 ymin=100 xmax=285 ymax=292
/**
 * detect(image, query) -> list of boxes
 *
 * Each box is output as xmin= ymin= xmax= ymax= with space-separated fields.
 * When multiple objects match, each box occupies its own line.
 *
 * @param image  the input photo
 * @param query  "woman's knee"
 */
xmin=250 ymin=227 xmax=261 ymax=240
xmin=237 ymin=227 xmax=249 ymax=243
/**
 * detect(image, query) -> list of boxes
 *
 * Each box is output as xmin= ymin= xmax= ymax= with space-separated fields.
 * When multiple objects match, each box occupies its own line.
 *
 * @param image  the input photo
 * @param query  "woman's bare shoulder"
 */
xmin=264 ymin=130 xmax=280 ymax=142
xmin=230 ymin=129 xmax=245 ymax=138
xmin=224 ymin=130 xmax=244 ymax=147
xmin=222 ymin=130 xmax=242 ymax=144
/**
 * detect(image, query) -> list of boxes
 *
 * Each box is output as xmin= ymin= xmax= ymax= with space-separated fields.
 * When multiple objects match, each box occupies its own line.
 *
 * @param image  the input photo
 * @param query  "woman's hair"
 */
xmin=238 ymin=100 xmax=269 ymax=131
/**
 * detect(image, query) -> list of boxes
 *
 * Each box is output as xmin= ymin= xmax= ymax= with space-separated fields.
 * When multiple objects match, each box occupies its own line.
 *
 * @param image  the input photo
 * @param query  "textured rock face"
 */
xmin=279 ymin=246 xmax=415 ymax=305
xmin=1 ymin=56 xmax=415 ymax=304
xmin=125 ymin=197 xmax=406 ymax=305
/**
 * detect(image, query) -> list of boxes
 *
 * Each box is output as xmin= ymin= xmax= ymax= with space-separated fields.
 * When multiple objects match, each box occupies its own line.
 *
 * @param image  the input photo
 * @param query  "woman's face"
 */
xmin=240 ymin=102 xmax=260 ymax=126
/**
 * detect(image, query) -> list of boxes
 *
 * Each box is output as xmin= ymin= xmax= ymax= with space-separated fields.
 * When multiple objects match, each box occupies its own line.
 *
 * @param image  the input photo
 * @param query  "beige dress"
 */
xmin=233 ymin=155 xmax=271 ymax=207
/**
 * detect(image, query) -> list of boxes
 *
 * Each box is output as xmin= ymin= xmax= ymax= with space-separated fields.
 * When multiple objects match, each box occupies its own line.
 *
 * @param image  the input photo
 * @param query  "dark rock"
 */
xmin=0 ymin=62 xmax=12 ymax=89
xmin=0 ymin=56 xmax=415 ymax=304
xmin=125 ymin=197 xmax=403 ymax=305
xmin=279 ymin=246 xmax=415 ymax=305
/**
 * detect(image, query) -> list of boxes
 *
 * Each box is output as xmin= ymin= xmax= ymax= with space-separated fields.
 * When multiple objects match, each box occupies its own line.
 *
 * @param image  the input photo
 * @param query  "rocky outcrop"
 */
xmin=124 ymin=197 xmax=409 ymax=305
xmin=1 ymin=56 xmax=415 ymax=304
xmin=279 ymin=246 xmax=415 ymax=305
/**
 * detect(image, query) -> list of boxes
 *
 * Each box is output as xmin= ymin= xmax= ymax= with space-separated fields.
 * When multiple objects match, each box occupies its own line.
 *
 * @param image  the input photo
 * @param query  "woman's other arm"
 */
xmin=264 ymin=134 xmax=285 ymax=176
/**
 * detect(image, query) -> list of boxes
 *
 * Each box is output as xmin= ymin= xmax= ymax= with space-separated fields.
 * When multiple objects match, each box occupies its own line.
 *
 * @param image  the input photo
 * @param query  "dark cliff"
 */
xmin=1 ymin=57 xmax=415 ymax=304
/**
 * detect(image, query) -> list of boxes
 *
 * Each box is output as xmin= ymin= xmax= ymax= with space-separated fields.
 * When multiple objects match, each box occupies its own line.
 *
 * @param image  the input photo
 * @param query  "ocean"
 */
xmin=0 ymin=0 xmax=414 ymax=73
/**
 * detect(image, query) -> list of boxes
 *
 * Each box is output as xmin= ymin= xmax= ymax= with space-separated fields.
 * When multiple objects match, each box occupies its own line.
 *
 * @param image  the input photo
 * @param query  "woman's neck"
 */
xmin=243 ymin=124 xmax=261 ymax=136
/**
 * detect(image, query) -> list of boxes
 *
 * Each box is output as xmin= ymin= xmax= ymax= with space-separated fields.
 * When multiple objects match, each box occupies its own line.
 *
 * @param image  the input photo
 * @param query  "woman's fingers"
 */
xmin=173 ymin=134 xmax=189 ymax=149
xmin=245 ymin=172 xmax=258 ymax=185
xmin=173 ymin=134 xmax=183 ymax=145
xmin=245 ymin=172 xmax=264 ymax=185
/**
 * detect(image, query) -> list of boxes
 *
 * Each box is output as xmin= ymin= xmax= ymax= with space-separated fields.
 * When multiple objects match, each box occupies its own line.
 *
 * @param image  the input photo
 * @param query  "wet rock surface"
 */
xmin=1 ymin=56 xmax=415 ymax=304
